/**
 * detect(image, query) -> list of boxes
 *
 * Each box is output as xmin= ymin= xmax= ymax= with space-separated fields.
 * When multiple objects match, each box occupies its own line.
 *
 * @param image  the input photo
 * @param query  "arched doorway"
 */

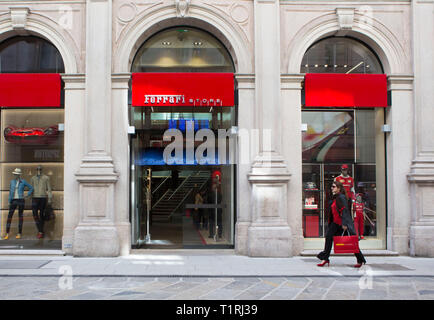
xmin=129 ymin=27 xmax=237 ymax=248
xmin=300 ymin=37 xmax=387 ymax=249
xmin=0 ymin=36 xmax=65 ymax=249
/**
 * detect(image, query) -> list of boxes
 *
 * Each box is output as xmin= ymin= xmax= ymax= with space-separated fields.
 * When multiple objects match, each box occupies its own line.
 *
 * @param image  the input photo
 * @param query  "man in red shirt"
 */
xmin=334 ymin=165 xmax=355 ymax=199
xmin=334 ymin=164 xmax=355 ymax=214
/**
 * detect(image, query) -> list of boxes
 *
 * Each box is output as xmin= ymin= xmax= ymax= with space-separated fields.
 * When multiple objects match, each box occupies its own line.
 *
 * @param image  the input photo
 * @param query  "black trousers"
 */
xmin=7 ymin=199 xmax=25 ymax=234
xmin=32 ymin=198 xmax=47 ymax=233
xmin=317 ymin=222 xmax=366 ymax=263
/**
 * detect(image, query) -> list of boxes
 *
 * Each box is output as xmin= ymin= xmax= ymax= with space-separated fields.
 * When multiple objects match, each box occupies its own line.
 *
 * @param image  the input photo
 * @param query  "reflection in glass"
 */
xmin=132 ymin=27 xmax=234 ymax=73
xmin=301 ymin=37 xmax=383 ymax=74
xmin=302 ymin=110 xmax=384 ymax=241
xmin=0 ymin=36 xmax=64 ymax=73
xmin=302 ymin=111 xmax=354 ymax=163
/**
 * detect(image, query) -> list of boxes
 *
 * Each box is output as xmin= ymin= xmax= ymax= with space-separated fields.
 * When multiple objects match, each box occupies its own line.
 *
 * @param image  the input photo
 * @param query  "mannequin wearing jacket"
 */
xmin=31 ymin=165 xmax=52 ymax=239
xmin=3 ymin=168 xmax=34 ymax=240
xmin=317 ymin=180 xmax=366 ymax=268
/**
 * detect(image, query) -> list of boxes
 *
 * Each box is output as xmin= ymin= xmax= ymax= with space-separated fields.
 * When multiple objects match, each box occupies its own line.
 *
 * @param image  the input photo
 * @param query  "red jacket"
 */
xmin=330 ymin=194 xmax=356 ymax=234
xmin=331 ymin=199 xmax=342 ymax=225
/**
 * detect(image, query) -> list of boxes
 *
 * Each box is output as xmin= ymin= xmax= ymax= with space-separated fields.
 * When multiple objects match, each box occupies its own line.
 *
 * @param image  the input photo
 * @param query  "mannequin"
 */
xmin=334 ymin=164 xmax=355 ymax=200
xmin=31 ymin=165 xmax=52 ymax=239
xmin=353 ymin=194 xmax=365 ymax=239
xmin=334 ymin=164 xmax=355 ymax=213
xmin=3 ymin=168 xmax=33 ymax=240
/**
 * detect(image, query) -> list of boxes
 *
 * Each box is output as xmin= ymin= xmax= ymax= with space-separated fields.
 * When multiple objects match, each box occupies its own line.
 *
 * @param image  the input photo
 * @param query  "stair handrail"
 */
xmin=166 ymin=171 xmax=195 ymax=202
xmin=151 ymin=188 xmax=172 ymax=210
xmin=170 ymin=188 xmax=194 ymax=217
xmin=169 ymin=172 xmax=211 ymax=216
xmin=152 ymin=175 xmax=170 ymax=196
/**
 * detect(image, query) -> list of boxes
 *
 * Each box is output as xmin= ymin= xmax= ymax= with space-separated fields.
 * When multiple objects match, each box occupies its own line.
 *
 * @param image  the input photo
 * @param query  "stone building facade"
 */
xmin=0 ymin=0 xmax=432 ymax=257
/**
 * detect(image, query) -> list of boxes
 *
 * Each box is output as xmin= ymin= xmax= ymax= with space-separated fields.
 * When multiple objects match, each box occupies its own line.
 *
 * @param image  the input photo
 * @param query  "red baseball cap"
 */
xmin=341 ymin=164 xmax=349 ymax=170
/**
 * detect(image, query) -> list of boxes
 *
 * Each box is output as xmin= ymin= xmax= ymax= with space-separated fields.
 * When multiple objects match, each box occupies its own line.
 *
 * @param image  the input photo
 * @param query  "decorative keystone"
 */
xmin=336 ymin=8 xmax=355 ymax=30
xmin=10 ymin=7 xmax=29 ymax=30
xmin=175 ymin=0 xmax=191 ymax=18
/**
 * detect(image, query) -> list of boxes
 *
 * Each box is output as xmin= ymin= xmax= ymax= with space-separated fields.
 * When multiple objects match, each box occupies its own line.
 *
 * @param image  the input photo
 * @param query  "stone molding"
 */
xmin=285 ymin=10 xmax=408 ymax=75
xmin=0 ymin=7 xmax=79 ymax=73
xmin=113 ymin=5 xmax=252 ymax=74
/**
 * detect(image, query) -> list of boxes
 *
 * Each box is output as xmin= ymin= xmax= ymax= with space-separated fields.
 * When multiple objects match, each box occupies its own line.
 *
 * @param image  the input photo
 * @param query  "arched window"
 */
xmin=0 ymin=36 xmax=65 ymax=249
xmin=301 ymin=37 xmax=383 ymax=74
xmin=132 ymin=27 xmax=234 ymax=73
xmin=129 ymin=27 xmax=236 ymax=249
xmin=0 ymin=36 xmax=64 ymax=73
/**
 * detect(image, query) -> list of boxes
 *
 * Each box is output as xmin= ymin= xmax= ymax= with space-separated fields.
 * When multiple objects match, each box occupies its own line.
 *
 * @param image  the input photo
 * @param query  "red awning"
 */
xmin=0 ymin=73 xmax=61 ymax=107
xmin=132 ymin=73 xmax=234 ymax=107
xmin=304 ymin=73 xmax=387 ymax=107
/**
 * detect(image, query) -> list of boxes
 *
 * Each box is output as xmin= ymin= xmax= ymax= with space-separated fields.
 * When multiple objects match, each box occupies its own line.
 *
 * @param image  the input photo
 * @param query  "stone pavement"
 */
xmin=0 ymin=250 xmax=433 ymax=300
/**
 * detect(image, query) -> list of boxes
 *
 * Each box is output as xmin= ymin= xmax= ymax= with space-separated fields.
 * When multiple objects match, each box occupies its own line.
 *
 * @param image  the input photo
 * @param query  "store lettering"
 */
xmin=143 ymin=95 xmax=223 ymax=106
xmin=163 ymin=121 xmax=235 ymax=165
xmin=34 ymin=150 xmax=60 ymax=160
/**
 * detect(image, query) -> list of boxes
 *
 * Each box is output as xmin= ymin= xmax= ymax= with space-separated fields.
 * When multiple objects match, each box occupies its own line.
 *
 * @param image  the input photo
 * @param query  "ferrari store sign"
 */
xmin=132 ymin=73 xmax=235 ymax=107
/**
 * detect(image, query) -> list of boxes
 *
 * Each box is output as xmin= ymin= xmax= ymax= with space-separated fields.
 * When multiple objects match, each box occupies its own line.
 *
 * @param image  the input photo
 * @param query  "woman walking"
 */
xmin=317 ymin=180 xmax=366 ymax=268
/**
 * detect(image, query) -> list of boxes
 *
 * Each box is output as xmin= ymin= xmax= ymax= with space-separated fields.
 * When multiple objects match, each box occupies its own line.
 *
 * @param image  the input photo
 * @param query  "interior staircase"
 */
xmin=151 ymin=171 xmax=210 ymax=223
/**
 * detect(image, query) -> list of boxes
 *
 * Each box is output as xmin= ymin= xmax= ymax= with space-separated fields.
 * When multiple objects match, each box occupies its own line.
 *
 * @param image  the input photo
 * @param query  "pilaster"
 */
xmin=234 ymin=74 xmax=255 ymax=256
xmin=62 ymin=74 xmax=86 ymax=254
xmin=281 ymin=74 xmax=304 ymax=255
xmin=247 ymin=0 xmax=292 ymax=257
xmin=386 ymin=75 xmax=413 ymax=254
xmin=407 ymin=0 xmax=434 ymax=257
xmin=73 ymin=0 xmax=120 ymax=256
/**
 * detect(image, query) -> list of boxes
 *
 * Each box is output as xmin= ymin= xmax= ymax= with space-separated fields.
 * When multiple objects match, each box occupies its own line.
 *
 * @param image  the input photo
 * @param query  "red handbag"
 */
xmin=333 ymin=230 xmax=360 ymax=254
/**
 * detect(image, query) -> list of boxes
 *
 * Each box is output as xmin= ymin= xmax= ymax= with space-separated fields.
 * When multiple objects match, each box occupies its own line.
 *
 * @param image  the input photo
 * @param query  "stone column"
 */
xmin=73 ymin=0 xmax=120 ymax=256
xmin=386 ymin=76 xmax=414 ymax=254
xmin=234 ymin=74 xmax=255 ymax=255
xmin=247 ymin=0 xmax=292 ymax=257
xmin=111 ymin=73 xmax=132 ymax=256
xmin=281 ymin=74 xmax=305 ymax=255
xmin=408 ymin=0 xmax=434 ymax=257
xmin=62 ymin=74 xmax=86 ymax=254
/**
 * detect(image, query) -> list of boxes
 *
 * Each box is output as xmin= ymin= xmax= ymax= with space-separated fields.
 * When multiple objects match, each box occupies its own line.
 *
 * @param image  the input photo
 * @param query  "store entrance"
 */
xmin=130 ymin=107 xmax=236 ymax=249
xmin=132 ymin=165 xmax=233 ymax=248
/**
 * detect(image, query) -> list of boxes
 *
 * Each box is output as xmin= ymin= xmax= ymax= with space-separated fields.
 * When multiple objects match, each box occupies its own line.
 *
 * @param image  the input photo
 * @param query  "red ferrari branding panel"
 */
xmin=304 ymin=73 xmax=387 ymax=108
xmin=132 ymin=73 xmax=234 ymax=107
xmin=0 ymin=73 xmax=61 ymax=107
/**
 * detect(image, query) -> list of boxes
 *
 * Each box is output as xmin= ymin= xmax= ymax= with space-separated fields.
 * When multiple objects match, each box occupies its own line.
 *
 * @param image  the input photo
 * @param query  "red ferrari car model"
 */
xmin=4 ymin=125 xmax=59 ymax=144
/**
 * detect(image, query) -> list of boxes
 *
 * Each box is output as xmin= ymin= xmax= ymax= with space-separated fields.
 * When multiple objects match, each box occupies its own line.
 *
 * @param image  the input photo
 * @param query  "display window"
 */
xmin=300 ymin=37 xmax=386 ymax=247
xmin=130 ymin=27 xmax=236 ymax=248
xmin=302 ymin=109 xmax=385 ymax=241
xmin=0 ymin=36 xmax=64 ymax=249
